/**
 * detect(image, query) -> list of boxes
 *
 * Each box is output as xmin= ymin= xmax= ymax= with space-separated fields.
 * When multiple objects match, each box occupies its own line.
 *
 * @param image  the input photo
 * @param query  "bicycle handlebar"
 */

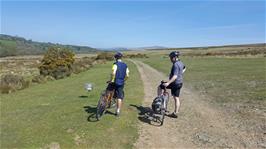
xmin=160 ymin=80 xmax=168 ymax=90
xmin=161 ymin=80 xmax=167 ymax=84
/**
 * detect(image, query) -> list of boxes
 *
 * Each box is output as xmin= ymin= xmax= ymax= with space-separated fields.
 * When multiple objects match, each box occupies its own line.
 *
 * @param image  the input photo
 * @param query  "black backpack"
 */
xmin=152 ymin=96 xmax=164 ymax=114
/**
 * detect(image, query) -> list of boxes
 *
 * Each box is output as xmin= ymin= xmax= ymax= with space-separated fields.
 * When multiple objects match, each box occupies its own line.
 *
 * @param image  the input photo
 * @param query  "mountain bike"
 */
xmin=96 ymin=81 xmax=117 ymax=121
xmin=151 ymin=81 xmax=170 ymax=126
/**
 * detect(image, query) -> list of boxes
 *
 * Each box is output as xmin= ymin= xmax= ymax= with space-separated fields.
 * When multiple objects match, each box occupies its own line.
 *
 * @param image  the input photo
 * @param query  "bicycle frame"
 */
xmin=105 ymin=90 xmax=112 ymax=100
xmin=96 ymin=83 xmax=117 ymax=121
xmin=105 ymin=89 xmax=115 ymax=106
xmin=163 ymin=93 xmax=169 ymax=111
xmin=160 ymin=81 xmax=169 ymax=109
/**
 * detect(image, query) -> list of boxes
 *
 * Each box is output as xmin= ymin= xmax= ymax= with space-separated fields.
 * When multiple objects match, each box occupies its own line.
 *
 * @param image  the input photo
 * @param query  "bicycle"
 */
xmin=151 ymin=81 xmax=170 ymax=126
xmin=96 ymin=81 xmax=117 ymax=121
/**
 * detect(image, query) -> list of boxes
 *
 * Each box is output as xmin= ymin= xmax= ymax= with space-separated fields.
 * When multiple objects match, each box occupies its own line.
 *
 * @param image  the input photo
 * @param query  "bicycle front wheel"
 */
xmin=96 ymin=95 xmax=107 ymax=121
xmin=160 ymin=93 xmax=169 ymax=126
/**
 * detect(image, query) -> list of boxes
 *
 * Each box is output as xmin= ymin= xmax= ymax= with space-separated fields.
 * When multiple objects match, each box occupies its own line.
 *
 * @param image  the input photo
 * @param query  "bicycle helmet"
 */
xmin=169 ymin=51 xmax=180 ymax=58
xmin=114 ymin=52 xmax=123 ymax=59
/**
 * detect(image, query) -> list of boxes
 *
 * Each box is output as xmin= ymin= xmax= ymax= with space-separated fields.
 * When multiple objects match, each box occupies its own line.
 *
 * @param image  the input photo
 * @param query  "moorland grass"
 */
xmin=0 ymin=60 xmax=143 ymax=148
xmin=139 ymin=55 xmax=266 ymax=104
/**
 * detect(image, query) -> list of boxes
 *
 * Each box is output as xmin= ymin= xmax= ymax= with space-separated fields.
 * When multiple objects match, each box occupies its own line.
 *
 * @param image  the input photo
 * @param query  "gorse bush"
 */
xmin=32 ymin=75 xmax=46 ymax=84
xmin=39 ymin=47 xmax=75 ymax=79
xmin=95 ymin=52 xmax=149 ymax=60
xmin=31 ymin=75 xmax=55 ymax=84
xmin=72 ymin=57 xmax=95 ymax=74
xmin=125 ymin=53 xmax=149 ymax=58
xmin=0 ymin=74 xmax=30 ymax=94
xmin=96 ymin=52 xmax=114 ymax=61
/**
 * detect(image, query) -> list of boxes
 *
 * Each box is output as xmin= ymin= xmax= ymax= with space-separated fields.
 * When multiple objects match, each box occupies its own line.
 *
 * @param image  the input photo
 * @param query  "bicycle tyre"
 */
xmin=96 ymin=94 xmax=107 ymax=121
xmin=160 ymin=109 xmax=165 ymax=126
xmin=160 ymin=93 xmax=169 ymax=126
xmin=164 ymin=92 xmax=170 ymax=110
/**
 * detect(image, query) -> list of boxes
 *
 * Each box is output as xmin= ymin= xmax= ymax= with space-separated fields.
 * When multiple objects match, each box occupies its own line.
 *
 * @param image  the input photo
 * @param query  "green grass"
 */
xmin=139 ymin=55 xmax=266 ymax=104
xmin=0 ymin=39 xmax=18 ymax=56
xmin=0 ymin=39 xmax=17 ymax=48
xmin=0 ymin=60 xmax=143 ymax=148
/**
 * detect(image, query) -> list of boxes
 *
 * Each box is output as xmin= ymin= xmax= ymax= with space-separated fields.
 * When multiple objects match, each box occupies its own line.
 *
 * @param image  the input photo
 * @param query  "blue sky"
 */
xmin=1 ymin=1 xmax=265 ymax=48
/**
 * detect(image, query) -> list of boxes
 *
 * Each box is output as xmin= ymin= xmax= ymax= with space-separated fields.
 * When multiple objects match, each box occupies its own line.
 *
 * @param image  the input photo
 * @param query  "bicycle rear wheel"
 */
xmin=96 ymin=94 xmax=107 ymax=121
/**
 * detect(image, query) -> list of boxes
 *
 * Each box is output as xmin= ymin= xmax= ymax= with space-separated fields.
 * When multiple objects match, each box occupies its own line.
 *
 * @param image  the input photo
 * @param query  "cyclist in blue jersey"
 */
xmin=108 ymin=52 xmax=129 ymax=116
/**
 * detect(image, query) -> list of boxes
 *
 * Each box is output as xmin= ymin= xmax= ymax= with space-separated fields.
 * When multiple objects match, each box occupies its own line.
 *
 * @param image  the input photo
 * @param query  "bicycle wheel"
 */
xmin=160 ymin=109 xmax=165 ymax=126
xmin=164 ymin=92 xmax=170 ymax=110
xmin=96 ymin=94 xmax=107 ymax=121
xmin=160 ymin=93 xmax=169 ymax=126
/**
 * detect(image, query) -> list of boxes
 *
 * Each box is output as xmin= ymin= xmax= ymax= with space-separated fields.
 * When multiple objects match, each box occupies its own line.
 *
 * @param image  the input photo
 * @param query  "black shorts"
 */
xmin=106 ymin=83 xmax=124 ymax=100
xmin=160 ymin=83 xmax=183 ymax=97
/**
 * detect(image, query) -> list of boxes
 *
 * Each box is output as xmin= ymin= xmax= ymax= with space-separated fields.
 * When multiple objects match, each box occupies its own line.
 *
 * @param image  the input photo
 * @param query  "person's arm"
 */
xmin=125 ymin=67 xmax=129 ymax=81
xmin=164 ymin=75 xmax=177 ymax=87
xmin=110 ymin=64 xmax=117 ymax=82
xmin=183 ymin=65 xmax=186 ymax=73
xmin=164 ymin=64 xmax=178 ymax=87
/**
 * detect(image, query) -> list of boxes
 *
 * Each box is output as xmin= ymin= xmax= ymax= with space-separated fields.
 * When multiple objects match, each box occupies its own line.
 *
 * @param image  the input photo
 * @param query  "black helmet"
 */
xmin=169 ymin=51 xmax=180 ymax=58
xmin=114 ymin=52 xmax=123 ymax=59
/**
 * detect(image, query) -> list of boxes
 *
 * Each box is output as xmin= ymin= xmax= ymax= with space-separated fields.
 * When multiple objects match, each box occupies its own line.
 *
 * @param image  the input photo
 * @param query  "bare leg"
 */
xmin=116 ymin=99 xmax=122 ymax=114
xmin=173 ymin=96 xmax=180 ymax=113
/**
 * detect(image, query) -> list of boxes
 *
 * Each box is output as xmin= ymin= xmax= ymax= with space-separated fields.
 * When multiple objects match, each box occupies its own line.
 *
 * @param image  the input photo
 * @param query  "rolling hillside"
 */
xmin=0 ymin=34 xmax=98 ymax=57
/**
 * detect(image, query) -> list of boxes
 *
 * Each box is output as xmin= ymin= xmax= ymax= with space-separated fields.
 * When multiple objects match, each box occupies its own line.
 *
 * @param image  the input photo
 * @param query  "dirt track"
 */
xmin=131 ymin=60 xmax=265 ymax=149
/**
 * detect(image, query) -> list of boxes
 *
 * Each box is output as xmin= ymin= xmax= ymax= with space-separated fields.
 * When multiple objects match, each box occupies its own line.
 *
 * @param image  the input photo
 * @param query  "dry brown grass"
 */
xmin=0 ymin=53 xmax=110 ymax=94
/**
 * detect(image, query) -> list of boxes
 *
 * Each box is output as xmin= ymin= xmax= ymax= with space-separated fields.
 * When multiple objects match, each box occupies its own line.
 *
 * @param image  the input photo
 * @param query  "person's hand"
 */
xmin=163 ymin=82 xmax=169 ymax=87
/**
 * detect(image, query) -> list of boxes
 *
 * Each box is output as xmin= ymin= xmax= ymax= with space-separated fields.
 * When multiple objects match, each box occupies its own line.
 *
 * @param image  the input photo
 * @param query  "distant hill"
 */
xmin=130 ymin=46 xmax=168 ymax=50
xmin=98 ymin=46 xmax=168 ymax=51
xmin=147 ymin=43 xmax=266 ymax=51
xmin=0 ymin=34 xmax=98 ymax=57
xmin=98 ymin=47 xmax=130 ymax=51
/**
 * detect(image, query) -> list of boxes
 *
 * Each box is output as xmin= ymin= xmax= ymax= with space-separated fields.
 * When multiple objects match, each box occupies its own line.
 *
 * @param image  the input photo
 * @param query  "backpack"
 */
xmin=152 ymin=96 xmax=164 ymax=114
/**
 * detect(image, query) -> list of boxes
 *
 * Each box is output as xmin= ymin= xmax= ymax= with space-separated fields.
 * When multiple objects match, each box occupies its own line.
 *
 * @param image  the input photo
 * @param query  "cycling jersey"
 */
xmin=111 ymin=59 xmax=129 ymax=85
xmin=169 ymin=60 xmax=185 ymax=84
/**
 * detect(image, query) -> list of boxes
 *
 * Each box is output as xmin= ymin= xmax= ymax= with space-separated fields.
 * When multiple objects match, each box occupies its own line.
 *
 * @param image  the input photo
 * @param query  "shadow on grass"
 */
xmin=84 ymin=106 xmax=98 ymax=122
xmin=84 ymin=105 xmax=117 ymax=122
xmin=130 ymin=104 xmax=160 ymax=125
xmin=79 ymin=95 xmax=88 ymax=98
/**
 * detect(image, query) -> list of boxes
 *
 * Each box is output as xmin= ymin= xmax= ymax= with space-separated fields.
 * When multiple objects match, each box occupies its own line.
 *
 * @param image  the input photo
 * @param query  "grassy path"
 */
xmin=0 ymin=60 xmax=143 ymax=148
xmin=141 ymin=56 xmax=266 ymax=103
